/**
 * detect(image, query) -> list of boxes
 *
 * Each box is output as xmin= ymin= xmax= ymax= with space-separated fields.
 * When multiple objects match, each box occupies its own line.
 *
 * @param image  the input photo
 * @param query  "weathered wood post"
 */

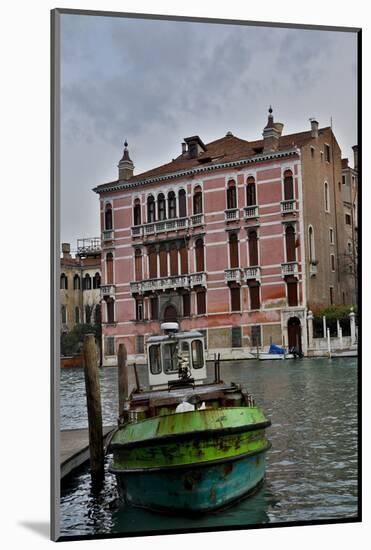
xmin=323 ymin=316 xmax=327 ymax=339
xmin=327 ymin=328 xmax=332 ymax=358
xmin=349 ymin=307 xmax=356 ymax=345
xmin=307 ymin=310 xmax=314 ymax=350
xmin=83 ymin=333 xmax=104 ymax=488
xmin=117 ymin=343 xmax=129 ymax=419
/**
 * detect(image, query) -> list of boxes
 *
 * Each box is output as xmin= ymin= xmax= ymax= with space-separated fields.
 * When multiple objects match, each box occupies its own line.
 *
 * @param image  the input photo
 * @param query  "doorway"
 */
xmin=163 ymin=304 xmax=178 ymax=322
xmin=288 ymin=317 xmax=302 ymax=351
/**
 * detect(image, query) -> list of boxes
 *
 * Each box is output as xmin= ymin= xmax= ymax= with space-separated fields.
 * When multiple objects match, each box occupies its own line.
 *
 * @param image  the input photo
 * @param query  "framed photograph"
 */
xmin=51 ymin=8 xmax=361 ymax=542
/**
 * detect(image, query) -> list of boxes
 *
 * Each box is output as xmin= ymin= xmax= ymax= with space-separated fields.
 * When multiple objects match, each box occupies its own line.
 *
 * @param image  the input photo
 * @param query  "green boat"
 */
xmin=109 ymin=323 xmax=271 ymax=514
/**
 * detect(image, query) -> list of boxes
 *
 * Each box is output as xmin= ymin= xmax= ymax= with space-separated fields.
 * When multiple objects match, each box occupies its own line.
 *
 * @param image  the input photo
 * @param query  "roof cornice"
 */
xmin=93 ymin=147 xmax=300 ymax=195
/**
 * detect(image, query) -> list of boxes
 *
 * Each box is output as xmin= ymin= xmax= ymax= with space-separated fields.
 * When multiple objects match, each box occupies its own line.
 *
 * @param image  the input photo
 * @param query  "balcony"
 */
xmin=100 ymin=284 xmax=115 ymax=298
xmin=190 ymin=214 xmax=204 ymax=227
xmin=102 ymin=229 xmax=114 ymax=242
xmin=280 ymin=200 xmax=296 ymax=215
xmin=243 ymin=206 xmax=259 ymax=220
xmin=244 ymin=266 xmax=261 ymax=281
xmin=131 ymin=217 xmax=194 ymax=238
xmin=281 ymin=261 xmax=299 ymax=277
xmin=224 ymin=208 xmax=240 ymax=222
xmin=130 ymin=274 xmax=192 ymax=294
xmin=224 ymin=268 xmax=244 ymax=284
xmin=189 ymin=272 xmax=207 ymax=287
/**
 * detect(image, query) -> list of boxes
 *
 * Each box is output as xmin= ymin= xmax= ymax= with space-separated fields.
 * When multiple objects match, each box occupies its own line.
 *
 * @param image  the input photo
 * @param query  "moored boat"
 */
xmin=108 ymin=323 xmax=271 ymax=513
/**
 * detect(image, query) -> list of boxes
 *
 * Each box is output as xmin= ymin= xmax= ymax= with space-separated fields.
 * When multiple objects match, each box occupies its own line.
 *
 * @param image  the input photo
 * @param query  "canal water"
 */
xmin=60 ymin=357 xmax=358 ymax=537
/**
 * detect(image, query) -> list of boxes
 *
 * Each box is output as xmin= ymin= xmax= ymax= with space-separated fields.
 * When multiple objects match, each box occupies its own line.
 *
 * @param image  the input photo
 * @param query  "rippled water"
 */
xmin=60 ymin=357 xmax=358 ymax=537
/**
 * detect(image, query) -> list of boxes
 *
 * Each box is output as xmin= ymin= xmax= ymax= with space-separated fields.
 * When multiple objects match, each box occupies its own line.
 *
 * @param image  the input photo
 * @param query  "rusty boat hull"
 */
xmin=109 ymin=407 xmax=271 ymax=513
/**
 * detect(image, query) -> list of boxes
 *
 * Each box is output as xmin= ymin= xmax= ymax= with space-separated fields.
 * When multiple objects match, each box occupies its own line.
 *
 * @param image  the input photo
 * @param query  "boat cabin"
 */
xmin=147 ymin=323 xmax=207 ymax=389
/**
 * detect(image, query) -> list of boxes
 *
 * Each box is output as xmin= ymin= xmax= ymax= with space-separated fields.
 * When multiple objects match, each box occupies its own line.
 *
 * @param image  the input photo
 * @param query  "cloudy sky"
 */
xmin=60 ymin=13 xmax=357 ymax=249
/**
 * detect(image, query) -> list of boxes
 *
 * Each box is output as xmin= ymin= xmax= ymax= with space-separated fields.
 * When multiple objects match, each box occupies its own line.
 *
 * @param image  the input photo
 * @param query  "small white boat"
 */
xmin=255 ymin=352 xmax=295 ymax=361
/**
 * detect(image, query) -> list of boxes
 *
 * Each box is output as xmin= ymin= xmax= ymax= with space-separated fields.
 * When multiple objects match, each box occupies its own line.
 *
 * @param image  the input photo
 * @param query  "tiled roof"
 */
xmin=94 ymin=127 xmax=331 ymax=193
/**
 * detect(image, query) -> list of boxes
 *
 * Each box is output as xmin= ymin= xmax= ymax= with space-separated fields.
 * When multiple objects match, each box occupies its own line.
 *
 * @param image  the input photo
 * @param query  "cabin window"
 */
xmin=105 ymin=203 xmax=113 ymax=230
xmin=193 ymin=186 xmax=203 ymax=214
xmin=73 ymin=274 xmax=80 ymax=290
xmin=157 ymin=193 xmax=166 ymax=221
xmin=60 ymin=273 xmax=68 ymax=290
xmin=147 ymin=195 xmax=156 ymax=222
xmin=163 ymin=342 xmax=178 ymax=373
xmin=149 ymin=344 xmax=162 ymax=374
xmin=191 ymin=339 xmax=204 ymax=369
xmin=180 ymin=340 xmax=190 ymax=363
xmin=246 ymin=176 xmax=256 ymax=206
xmin=168 ymin=191 xmax=176 ymax=219
xmin=136 ymin=335 xmax=144 ymax=354
xmin=226 ymin=180 xmax=237 ymax=210
xmin=178 ymin=189 xmax=187 ymax=218
xmin=133 ymin=199 xmax=141 ymax=226
xmin=283 ymin=170 xmax=294 ymax=201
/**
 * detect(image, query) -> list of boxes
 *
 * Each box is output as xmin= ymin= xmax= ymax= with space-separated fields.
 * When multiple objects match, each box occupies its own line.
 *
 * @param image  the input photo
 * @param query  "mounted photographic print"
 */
xmin=51 ymin=8 xmax=361 ymax=542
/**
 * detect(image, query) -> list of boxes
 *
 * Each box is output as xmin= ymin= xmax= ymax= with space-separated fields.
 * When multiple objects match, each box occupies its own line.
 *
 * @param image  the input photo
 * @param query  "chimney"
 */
xmin=118 ymin=140 xmax=134 ymax=180
xmin=62 ymin=243 xmax=71 ymax=259
xmin=310 ymin=118 xmax=319 ymax=138
xmin=181 ymin=142 xmax=187 ymax=154
xmin=262 ymin=107 xmax=283 ymax=153
xmin=352 ymin=145 xmax=358 ymax=172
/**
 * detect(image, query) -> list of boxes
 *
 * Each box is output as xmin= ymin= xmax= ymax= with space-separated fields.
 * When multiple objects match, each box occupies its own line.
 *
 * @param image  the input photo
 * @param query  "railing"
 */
xmin=131 ymin=217 xmax=190 ymax=237
xmin=243 ymin=205 xmax=259 ymax=219
xmin=190 ymin=214 xmax=204 ymax=227
xmin=224 ymin=208 xmax=240 ymax=221
xmin=224 ymin=268 xmax=243 ymax=284
xmin=189 ymin=272 xmax=207 ymax=287
xmin=244 ymin=266 xmax=261 ymax=280
xmin=130 ymin=273 xmax=200 ymax=294
xmin=281 ymin=262 xmax=299 ymax=276
xmin=100 ymin=284 xmax=115 ymax=297
xmin=102 ymin=229 xmax=114 ymax=241
xmin=280 ymin=200 xmax=296 ymax=214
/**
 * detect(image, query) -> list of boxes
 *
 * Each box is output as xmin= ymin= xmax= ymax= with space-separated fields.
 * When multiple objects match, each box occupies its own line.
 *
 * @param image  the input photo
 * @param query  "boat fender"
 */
xmin=175 ymin=401 xmax=195 ymax=413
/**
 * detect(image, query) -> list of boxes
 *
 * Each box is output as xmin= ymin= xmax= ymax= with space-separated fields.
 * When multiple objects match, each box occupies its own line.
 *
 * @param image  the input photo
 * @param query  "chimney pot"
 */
xmin=352 ymin=145 xmax=358 ymax=172
xmin=182 ymin=142 xmax=187 ymax=154
xmin=310 ymin=118 xmax=319 ymax=138
xmin=62 ymin=243 xmax=71 ymax=258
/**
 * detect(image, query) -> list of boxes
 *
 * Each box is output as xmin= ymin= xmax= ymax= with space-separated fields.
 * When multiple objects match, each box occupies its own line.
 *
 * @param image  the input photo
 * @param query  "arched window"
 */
xmin=229 ymin=233 xmax=239 ymax=268
xmin=93 ymin=272 xmax=101 ymax=289
xmin=60 ymin=273 xmax=68 ymax=290
xmin=193 ymin=185 xmax=203 ymax=214
xmin=157 ymin=193 xmax=166 ymax=221
xmin=148 ymin=245 xmax=158 ymax=279
xmin=170 ymin=243 xmax=178 ymax=276
xmin=246 ymin=176 xmax=256 ymax=206
xmin=73 ymin=274 xmax=80 ymax=290
xmin=159 ymin=245 xmax=167 ymax=277
xmin=308 ymin=226 xmax=315 ymax=263
xmin=168 ymin=191 xmax=176 ymax=219
xmin=227 ymin=180 xmax=237 ymax=210
xmin=94 ymin=304 xmax=101 ymax=324
xmin=84 ymin=274 xmax=92 ymax=290
xmin=105 ymin=203 xmax=113 ymax=230
xmin=106 ymin=298 xmax=115 ymax=324
xmin=106 ymin=253 xmax=113 ymax=284
xmin=61 ymin=305 xmax=67 ymax=324
xmin=285 ymin=225 xmax=296 ymax=262
xmin=133 ymin=198 xmax=141 ymax=226
xmin=147 ymin=195 xmax=156 ymax=223
xmin=135 ymin=249 xmax=143 ymax=281
xmin=283 ymin=170 xmax=294 ymax=201
xmin=180 ymin=243 xmax=188 ymax=274
xmin=75 ymin=307 xmax=80 ymax=324
xmin=324 ymin=181 xmax=330 ymax=212
xmin=195 ymin=238 xmax=205 ymax=272
xmin=248 ymin=230 xmax=259 ymax=266
xmin=178 ymin=189 xmax=187 ymax=218
xmin=85 ymin=304 xmax=92 ymax=324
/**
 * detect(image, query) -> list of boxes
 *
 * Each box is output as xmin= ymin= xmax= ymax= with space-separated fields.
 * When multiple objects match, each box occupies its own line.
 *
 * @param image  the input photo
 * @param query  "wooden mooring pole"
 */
xmin=83 ymin=333 xmax=104 ymax=489
xmin=117 ymin=343 xmax=129 ymax=419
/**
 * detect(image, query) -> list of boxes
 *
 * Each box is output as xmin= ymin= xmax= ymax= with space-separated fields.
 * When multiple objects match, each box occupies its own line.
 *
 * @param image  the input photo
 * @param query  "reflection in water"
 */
xmin=60 ymin=358 xmax=358 ymax=536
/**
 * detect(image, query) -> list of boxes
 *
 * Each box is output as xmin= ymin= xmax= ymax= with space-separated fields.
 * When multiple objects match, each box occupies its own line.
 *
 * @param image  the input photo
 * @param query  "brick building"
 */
xmin=341 ymin=147 xmax=358 ymax=305
xmin=60 ymin=239 xmax=102 ymax=333
xmin=93 ymin=110 xmax=356 ymax=364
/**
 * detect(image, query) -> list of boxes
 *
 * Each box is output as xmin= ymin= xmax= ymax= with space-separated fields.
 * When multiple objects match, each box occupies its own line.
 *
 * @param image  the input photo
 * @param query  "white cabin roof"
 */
xmin=147 ymin=330 xmax=203 ymax=343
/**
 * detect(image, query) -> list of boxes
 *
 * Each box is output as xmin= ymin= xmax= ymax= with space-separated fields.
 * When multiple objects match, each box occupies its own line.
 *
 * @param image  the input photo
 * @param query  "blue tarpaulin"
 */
xmin=268 ymin=344 xmax=285 ymax=355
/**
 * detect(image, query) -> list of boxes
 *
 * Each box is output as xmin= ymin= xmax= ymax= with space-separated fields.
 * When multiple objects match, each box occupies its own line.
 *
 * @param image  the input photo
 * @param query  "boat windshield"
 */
xmin=163 ymin=342 xmax=178 ymax=373
xmin=191 ymin=339 xmax=204 ymax=369
xmin=149 ymin=344 xmax=161 ymax=374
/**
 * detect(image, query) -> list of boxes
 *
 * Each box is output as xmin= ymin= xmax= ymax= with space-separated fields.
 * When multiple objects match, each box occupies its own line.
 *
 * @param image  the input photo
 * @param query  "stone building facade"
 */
xmin=93 ymin=110 xmax=356 ymax=364
xmin=60 ymin=239 xmax=102 ymax=332
xmin=341 ymin=147 xmax=358 ymax=305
